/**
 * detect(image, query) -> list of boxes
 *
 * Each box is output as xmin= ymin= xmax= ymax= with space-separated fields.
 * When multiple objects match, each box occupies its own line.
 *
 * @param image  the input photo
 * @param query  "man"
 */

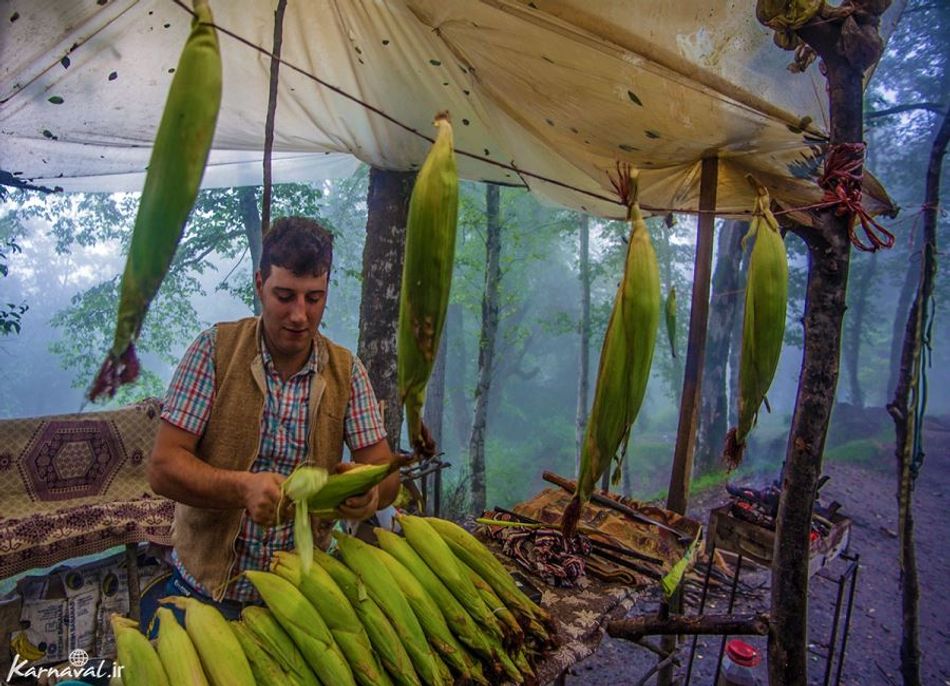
xmin=147 ymin=216 xmax=398 ymax=615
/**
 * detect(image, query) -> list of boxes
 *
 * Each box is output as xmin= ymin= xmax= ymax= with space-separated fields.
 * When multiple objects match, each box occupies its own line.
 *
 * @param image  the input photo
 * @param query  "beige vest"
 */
xmin=172 ymin=317 xmax=353 ymax=600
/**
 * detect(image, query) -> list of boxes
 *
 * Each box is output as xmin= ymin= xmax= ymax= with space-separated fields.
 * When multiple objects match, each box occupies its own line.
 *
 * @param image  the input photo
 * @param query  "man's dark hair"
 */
xmin=259 ymin=216 xmax=333 ymax=281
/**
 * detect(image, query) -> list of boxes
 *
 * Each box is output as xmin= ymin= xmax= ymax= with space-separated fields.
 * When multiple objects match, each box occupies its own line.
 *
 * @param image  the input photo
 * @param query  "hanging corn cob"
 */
xmin=722 ymin=177 xmax=788 ymax=469
xmin=562 ymin=163 xmax=660 ymax=538
xmin=89 ymin=0 xmax=222 ymax=400
xmin=398 ymin=112 xmax=459 ymax=455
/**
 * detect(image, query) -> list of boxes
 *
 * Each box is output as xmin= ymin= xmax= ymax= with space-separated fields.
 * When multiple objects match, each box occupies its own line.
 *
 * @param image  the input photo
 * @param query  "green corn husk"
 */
xmin=396 ymin=515 xmax=505 ymax=644
xmin=363 ymin=537 xmax=479 ymax=682
xmin=271 ymin=551 xmax=392 ymax=686
xmin=154 ymin=607 xmax=208 ymax=686
xmin=723 ymin=177 xmax=788 ymax=469
xmin=426 ymin=517 xmax=553 ymax=634
xmin=398 ymin=112 xmax=459 ymax=454
xmin=89 ymin=1 xmax=221 ymax=400
xmin=563 ymin=171 xmax=660 ymax=537
xmin=111 ymin=615 xmax=170 ymax=686
xmin=375 ymin=528 xmax=508 ymax=670
xmin=231 ymin=620 xmax=290 ymax=686
xmin=244 ymin=571 xmax=356 ymax=686
xmin=311 ymin=548 xmax=421 ymax=686
xmin=333 ymin=533 xmax=448 ymax=686
xmin=240 ymin=606 xmax=320 ymax=686
xmin=159 ymin=596 xmax=254 ymax=686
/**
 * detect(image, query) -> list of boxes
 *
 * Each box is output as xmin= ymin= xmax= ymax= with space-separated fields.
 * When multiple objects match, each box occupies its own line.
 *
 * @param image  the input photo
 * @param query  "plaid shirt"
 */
xmin=161 ymin=325 xmax=387 ymax=601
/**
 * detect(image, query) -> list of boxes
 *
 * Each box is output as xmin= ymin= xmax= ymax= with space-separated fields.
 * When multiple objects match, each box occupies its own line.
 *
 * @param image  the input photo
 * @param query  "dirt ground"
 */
xmin=564 ymin=421 xmax=950 ymax=685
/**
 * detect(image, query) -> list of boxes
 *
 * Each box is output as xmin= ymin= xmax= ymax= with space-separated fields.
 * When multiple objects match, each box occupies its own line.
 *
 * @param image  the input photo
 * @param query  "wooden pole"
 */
xmin=608 ymin=613 xmax=770 ymax=640
xmin=666 ymin=156 xmax=718 ymax=514
xmin=260 ymin=0 xmax=288 ymax=233
xmin=659 ymin=155 xmax=717 ymax=686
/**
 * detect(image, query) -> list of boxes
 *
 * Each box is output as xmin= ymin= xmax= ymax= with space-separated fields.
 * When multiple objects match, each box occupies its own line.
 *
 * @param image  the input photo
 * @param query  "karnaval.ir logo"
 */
xmin=6 ymin=648 xmax=124 ymax=682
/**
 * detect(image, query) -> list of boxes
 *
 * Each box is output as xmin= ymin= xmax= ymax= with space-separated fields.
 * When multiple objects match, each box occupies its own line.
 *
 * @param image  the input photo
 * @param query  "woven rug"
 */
xmin=0 ymin=398 xmax=174 ymax=579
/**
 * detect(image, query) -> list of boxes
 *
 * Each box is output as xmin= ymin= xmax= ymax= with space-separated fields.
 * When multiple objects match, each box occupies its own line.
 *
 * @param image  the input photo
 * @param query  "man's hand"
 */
xmin=334 ymin=462 xmax=380 ymax=521
xmin=241 ymin=471 xmax=293 ymax=527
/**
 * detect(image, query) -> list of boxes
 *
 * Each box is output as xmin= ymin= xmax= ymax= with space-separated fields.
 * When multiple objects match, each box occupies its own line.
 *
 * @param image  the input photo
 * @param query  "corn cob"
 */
xmin=154 ymin=607 xmax=208 ymax=686
xmin=426 ymin=517 xmax=554 ymax=632
xmin=110 ymin=615 xmax=170 ymax=686
xmin=333 ymin=532 xmax=449 ymax=686
xmin=231 ymin=620 xmax=289 ymax=686
xmin=563 ymin=167 xmax=660 ymax=537
xmin=665 ymin=286 xmax=677 ymax=359
xmin=398 ymin=112 xmax=459 ymax=455
xmin=722 ymin=177 xmax=788 ymax=469
xmin=397 ymin=515 xmax=506 ymax=644
xmin=240 ymin=606 xmax=320 ymax=686
xmin=284 ymin=455 xmax=413 ymax=516
xmin=271 ymin=551 xmax=392 ymax=686
xmin=160 ymin=596 xmax=254 ymax=686
xmin=363 ymin=538 xmax=479 ymax=683
xmin=459 ymin=558 xmax=528 ymax=647
xmin=89 ymin=0 xmax=222 ymax=400
xmin=311 ymin=548 xmax=421 ymax=686
xmin=244 ymin=570 xmax=356 ymax=686
xmin=375 ymin=528 xmax=506 ymax=668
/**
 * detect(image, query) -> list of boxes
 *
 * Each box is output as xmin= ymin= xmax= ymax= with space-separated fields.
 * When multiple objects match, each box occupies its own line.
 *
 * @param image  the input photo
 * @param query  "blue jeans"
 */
xmin=144 ymin=568 xmax=262 ymax=637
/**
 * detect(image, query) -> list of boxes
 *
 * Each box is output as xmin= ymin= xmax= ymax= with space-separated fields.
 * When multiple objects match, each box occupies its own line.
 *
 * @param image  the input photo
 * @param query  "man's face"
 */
xmin=255 ymin=265 xmax=328 ymax=362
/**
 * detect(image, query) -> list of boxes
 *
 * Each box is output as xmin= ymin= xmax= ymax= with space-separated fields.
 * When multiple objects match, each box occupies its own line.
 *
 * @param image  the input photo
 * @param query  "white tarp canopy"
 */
xmin=1 ymin=0 xmax=900 ymax=220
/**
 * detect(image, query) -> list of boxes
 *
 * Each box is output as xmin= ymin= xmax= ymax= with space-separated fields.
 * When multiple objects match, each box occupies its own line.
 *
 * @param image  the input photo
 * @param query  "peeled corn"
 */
xmin=398 ymin=112 xmax=459 ymax=454
xmin=110 ymin=614 xmax=170 ymax=686
xmin=723 ymin=177 xmax=788 ymax=469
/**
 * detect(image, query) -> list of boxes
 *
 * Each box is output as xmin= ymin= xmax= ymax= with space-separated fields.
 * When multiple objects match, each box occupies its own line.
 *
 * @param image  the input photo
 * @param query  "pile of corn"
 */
xmin=114 ymin=516 xmax=554 ymax=686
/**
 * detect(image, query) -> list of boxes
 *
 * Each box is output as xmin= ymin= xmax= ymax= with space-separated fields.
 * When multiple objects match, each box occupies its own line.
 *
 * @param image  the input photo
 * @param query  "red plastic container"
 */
xmin=717 ymin=639 xmax=762 ymax=686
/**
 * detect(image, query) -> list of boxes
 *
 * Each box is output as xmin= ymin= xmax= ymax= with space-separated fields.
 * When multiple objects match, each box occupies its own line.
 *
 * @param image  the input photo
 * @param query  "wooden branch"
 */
xmin=867 ymin=103 xmax=945 ymax=119
xmin=607 ymin=613 xmax=770 ymax=641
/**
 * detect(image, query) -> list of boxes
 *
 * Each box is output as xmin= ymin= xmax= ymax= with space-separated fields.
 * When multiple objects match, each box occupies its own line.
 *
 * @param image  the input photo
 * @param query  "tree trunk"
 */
xmin=695 ymin=219 xmax=746 ymax=476
xmin=728 ymin=247 xmax=748 ymax=426
xmin=357 ymin=167 xmax=415 ymax=451
xmin=843 ymin=251 xmax=878 ymax=408
xmin=576 ymin=214 xmax=591 ymax=474
xmin=468 ymin=184 xmax=503 ymax=515
xmin=424 ymin=326 xmax=447 ymax=452
xmin=887 ymin=252 xmax=919 ymax=400
xmin=238 ymin=187 xmax=262 ymax=314
xmin=446 ymin=302 xmax=469 ymax=451
xmin=768 ymin=14 xmax=880 ymax=679
xmin=887 ymin=102 xmax=949 ymax=686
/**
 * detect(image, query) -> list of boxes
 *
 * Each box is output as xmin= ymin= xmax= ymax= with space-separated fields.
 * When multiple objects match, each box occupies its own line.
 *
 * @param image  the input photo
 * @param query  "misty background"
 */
xmin=0 ymin=3 xmax=947 ymax=514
